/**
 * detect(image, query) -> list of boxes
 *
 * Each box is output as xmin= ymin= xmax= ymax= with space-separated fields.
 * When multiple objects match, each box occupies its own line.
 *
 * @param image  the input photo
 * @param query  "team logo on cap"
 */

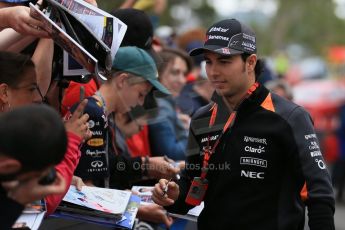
xmin=221 ymin=48 xmax=231 ymax=55
xmin=230 ymin=40 xmax=239 ymax=47
xmin=209 ymin=26 xmax=229 ymax=33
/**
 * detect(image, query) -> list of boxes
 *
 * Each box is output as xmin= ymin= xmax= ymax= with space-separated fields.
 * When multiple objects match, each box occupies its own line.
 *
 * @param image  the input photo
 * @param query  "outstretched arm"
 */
xmin=0 ymin=6 xmax=49 ymax=37
xmin=31 ymin=38 xmax=54 ymax=96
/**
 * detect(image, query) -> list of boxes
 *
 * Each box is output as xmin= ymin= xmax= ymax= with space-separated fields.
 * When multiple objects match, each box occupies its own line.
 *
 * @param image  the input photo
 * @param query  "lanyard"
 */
xmin=200 ymin=82 xmax=259 ymax=179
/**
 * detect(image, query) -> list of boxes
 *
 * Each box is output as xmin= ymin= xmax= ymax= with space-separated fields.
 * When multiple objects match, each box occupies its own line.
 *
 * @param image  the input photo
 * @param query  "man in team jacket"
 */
xmin=152 ymin=18 xmax=335 ymax=230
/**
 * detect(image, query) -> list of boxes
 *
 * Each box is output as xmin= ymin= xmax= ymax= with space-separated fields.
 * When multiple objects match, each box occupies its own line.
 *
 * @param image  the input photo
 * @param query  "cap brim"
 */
xmin=189 ymin=45 xmax=243 ymax=56
xmin=147 ymin=78 xmax=171 ymax=95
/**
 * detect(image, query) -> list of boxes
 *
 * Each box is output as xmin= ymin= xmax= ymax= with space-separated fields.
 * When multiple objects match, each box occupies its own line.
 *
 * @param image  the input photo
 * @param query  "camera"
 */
xmin=38 ymin=168 xmax=57 ymax=185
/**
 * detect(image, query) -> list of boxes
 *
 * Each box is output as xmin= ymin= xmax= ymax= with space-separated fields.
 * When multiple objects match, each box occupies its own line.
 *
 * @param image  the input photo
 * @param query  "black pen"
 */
xmin=162 ymin=178 xmax=173 ymax=197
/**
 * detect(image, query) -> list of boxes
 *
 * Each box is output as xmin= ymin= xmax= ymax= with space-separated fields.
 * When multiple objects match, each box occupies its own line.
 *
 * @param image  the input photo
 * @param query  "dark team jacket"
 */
xmin=72 ymin=97 xmax=142 ymax=189
xmin=0 ymin=186 xmax=24 ymax=230
xmin=166 ymin=84 xmax=335 ymax=230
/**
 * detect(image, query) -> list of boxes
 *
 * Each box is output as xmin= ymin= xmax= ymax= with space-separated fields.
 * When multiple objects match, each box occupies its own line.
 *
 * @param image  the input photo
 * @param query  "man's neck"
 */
xmin=222 ymin=93 xmax=245 ymax=111
xmin=222 ymin=81 xmax=257 ymax=111
xmin=96 ymin=87 xmax=116 ymax=115
xmin=222 ymin=99 xmax=234 ymax=111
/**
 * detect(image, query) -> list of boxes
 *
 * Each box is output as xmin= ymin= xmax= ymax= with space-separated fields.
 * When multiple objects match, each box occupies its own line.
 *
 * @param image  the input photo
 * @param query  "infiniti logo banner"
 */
xmin=91 ymin=160 xmax=104 ymax=168
xmin=240 ymin=157 xmax=267 ymax=168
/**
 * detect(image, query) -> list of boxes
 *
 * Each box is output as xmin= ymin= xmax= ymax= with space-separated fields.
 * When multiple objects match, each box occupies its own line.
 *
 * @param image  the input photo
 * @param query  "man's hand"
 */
xmin=151 ymin=179 xmax=179 ymax=207
xmin=137 ymin=203 xmax=173 ymax=227
xmin=146 ymin=157 xmax=180 ymax=179
xmin=0 ymin=6 xmax=49 ymax=37
xmin=177 ymin=112 xmax=191 ymax=130
xmin=64 ymin=99 xmax=91 ymax=141
xmin=83 ymin=0 xmax=97 ymax=7
xmin=2 ymin=172 xmax=66 ymax=205
xmin=71 ymin=176 xmax=85 ymax=191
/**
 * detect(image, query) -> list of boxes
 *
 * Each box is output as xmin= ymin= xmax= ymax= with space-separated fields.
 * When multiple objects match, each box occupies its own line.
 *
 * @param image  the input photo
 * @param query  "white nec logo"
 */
xmin=241 ymin=170 xmax=265 ymax=179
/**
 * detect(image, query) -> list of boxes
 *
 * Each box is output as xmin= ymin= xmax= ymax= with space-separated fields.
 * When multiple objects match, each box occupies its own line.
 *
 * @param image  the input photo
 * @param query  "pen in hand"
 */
xmin=162 ymin=178 xmax=173 ymax=197
xmin=164 ymin=155 xmax=181 ymax=180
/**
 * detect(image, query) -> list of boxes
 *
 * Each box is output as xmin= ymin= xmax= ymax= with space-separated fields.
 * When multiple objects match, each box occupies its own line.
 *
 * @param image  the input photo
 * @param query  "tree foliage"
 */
xmin=97 ymin=0 xmax=216 ymax=29
xmin=269 ymin=0 xmax=345 ymax=55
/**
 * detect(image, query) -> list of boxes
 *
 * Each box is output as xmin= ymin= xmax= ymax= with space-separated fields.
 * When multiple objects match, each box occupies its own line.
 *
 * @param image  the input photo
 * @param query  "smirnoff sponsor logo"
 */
xmin=244 ymin=136 xmax=267 ymax=145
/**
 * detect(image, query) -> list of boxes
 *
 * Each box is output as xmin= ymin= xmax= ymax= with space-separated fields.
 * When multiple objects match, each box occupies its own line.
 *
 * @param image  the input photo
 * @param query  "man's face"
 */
xmin=118 ymin=80 xmax=153 ymax=114
xmin=0 ymin=160 xmax=51 ymax=184
xmin=204 ymin=52 xmax=251 ymax=99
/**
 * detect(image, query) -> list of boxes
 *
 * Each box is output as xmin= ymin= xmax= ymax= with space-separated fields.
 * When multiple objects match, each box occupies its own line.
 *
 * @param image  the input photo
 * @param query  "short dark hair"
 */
xmin=0 ymin=104 xmax=67 ymax=171
xmin=0 ymin=51 xmax=35 ymax=87
xmin=241 ymin=53 xmax=263 ymax=81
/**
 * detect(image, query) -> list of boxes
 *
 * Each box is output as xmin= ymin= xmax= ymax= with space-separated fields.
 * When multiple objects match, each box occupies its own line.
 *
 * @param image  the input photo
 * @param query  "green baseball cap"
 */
xmin=112 ymin=46 xmax=170 ymax=95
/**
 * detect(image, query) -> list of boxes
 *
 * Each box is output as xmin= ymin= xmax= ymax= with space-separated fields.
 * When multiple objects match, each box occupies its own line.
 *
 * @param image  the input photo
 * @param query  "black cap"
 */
xmin=110 ymin=8 xmax=162 ymax=66
xmin=111 ymin=8 xmax=153 ymax=49
xmin=190 ymin=19 xmax=256 ymax=56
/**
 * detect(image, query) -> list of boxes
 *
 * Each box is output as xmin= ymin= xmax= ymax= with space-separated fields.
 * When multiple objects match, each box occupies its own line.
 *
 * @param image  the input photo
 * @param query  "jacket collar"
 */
xmin=210 ymin=83 xmax=270 ymax=124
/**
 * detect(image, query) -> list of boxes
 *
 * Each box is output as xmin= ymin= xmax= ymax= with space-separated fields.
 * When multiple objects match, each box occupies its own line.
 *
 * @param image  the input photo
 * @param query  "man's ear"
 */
xmin=0 ymin=156 xmax=21 ymax=175
xmin=247 ymin=54 xmax=257 ymax=73
xmin=0 ymin=83 xmax=9 ymax=105
xmin=114 ymin=72 xmax=129 ymax=89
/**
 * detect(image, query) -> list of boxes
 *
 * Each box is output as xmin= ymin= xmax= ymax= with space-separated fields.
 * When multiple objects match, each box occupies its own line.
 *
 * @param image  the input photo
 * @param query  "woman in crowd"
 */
xmin=149 ymin=48 xmax=193 ymax=160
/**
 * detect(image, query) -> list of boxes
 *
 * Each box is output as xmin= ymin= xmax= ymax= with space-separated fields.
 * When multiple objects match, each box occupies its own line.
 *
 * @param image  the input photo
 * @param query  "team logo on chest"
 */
xmin=240 ymin=157 xmax=267 ymax=168
xmin=243 ymin=135 xmax=268 ymax=154
xmin=244 ymin=145 xmax=265 ymax=154
xmin=200 ymin=134 xmax=219 ymax=143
